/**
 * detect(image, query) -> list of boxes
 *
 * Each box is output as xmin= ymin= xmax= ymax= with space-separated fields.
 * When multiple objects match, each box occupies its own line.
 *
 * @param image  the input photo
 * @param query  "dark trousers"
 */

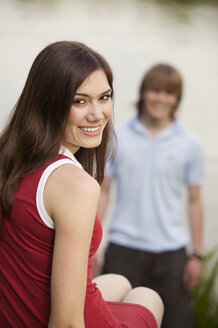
xmin=102 ymin=243 xmax=194 ymax=328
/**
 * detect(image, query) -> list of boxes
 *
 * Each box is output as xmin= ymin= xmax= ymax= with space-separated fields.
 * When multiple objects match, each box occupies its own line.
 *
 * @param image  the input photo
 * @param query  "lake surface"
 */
xmin=0 ymin=0 xmax=218 ymax=251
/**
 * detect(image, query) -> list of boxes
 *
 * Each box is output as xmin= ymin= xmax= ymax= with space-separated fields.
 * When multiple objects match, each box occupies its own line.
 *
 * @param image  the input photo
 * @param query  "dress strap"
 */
xmin=36 ymin=158 xmax=82 ymax=229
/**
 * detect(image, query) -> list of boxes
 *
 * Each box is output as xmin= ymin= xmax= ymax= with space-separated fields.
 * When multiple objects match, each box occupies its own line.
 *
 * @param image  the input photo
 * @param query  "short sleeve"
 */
xmin=184 ymin=138 xmax=205 ymax=185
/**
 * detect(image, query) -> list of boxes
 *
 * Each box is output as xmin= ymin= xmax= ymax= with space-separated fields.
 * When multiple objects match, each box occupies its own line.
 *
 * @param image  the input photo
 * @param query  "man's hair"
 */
xmin=136 ymin=63 xmax=183 ymax=119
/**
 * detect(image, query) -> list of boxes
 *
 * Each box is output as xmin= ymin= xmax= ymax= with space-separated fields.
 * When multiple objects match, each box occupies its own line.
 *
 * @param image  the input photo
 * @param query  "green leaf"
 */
xmin=191 ymin=246 xmax=218 ymax=328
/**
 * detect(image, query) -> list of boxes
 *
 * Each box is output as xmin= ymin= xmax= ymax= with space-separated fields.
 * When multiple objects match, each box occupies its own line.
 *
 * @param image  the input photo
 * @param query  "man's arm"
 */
xmin=188 ymin=185 xmax=204 ymax=254
xmin=183 ymin=185 xmax=204 ymax=291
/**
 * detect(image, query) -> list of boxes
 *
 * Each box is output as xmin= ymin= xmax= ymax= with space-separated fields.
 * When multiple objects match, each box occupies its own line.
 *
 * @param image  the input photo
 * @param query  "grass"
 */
xmin=191 ymin=247 xmax=218 ymax=328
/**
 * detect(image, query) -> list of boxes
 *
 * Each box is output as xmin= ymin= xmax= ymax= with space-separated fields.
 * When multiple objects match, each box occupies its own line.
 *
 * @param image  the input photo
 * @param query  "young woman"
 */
xmin=0 ymin=41 xmax=163 ymax=328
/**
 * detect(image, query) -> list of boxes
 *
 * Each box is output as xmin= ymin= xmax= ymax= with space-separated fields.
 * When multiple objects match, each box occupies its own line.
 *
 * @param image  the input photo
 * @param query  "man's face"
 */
xmin=143 ymin=88 xmax=178 ymax=121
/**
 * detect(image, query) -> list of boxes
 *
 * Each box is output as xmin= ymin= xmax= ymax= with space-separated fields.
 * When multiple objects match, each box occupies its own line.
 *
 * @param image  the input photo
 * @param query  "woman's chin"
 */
xmin=81 ymin=137 xmax=103 ymax=149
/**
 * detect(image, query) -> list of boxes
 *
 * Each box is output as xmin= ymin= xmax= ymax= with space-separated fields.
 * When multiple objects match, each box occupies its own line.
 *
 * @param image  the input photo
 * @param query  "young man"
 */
xmin=98 ymin=64 xmax=204 ymax=328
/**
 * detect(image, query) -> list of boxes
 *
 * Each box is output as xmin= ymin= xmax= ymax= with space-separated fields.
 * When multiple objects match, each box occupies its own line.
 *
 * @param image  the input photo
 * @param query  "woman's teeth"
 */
xmin=80 ymin=127 xmax=100 ymax=132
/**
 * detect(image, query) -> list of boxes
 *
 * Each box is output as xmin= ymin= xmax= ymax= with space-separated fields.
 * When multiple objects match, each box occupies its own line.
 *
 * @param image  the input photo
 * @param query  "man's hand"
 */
xmin=183 ymin=257 xmax=202 ymax=291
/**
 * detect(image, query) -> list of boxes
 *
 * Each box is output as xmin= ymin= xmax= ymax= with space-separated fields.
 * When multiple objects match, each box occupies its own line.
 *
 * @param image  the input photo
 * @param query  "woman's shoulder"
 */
xmin=44 ymin=162 xmax=100 ymax=224
xmin=48 ymin=162 xmax=100 ymax=199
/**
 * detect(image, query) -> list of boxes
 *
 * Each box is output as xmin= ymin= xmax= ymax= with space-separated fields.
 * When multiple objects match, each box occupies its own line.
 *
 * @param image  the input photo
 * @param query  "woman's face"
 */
xmin=64 ymin=69 xmax=113 ymax=154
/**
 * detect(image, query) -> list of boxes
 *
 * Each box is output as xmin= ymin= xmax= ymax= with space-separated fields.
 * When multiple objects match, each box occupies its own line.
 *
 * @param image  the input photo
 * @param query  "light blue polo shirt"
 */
xmin=105 ymin=116 xmax=204 ymax=253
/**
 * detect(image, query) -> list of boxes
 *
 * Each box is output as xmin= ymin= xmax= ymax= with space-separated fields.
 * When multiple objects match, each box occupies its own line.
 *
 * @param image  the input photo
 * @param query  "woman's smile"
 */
xmin=79 ymin=124 xmax=103 ymax=135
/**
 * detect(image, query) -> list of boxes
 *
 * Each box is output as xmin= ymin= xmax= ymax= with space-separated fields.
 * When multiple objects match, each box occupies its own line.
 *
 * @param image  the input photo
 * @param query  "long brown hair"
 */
xmin=136 ymin=63 xmax=183 ymax=119
xmin=0 ymin=41 xmax=115 ymax=217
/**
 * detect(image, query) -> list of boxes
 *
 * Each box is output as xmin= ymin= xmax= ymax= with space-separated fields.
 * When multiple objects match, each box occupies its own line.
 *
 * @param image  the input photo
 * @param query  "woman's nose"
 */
xmin=87 ymin=103 xmax=104 ymax=121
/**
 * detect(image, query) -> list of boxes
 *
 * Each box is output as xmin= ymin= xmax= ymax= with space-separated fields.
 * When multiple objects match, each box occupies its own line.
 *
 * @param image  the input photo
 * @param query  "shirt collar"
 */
xmin=130 ymin=116 xmax=181 ymax=141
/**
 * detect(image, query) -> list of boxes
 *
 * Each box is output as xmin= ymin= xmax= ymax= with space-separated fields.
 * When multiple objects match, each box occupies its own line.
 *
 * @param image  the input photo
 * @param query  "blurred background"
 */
xmin=0 ymin=0 xmax=217 ymax=253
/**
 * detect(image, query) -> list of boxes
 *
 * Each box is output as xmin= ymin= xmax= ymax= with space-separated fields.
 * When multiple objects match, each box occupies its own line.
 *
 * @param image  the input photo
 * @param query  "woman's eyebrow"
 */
xmin=100 ymin=88 xmax=112 ymax=95
xmin=75 ymin=93 xmax=89 ymax=97
xmin=75 ymin=88 xmax=112 ymax=98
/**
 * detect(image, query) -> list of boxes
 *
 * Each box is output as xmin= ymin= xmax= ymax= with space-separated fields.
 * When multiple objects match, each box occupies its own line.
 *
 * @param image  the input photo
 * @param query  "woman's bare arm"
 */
xmin=44 ymin=164 xmax=100 ymax=328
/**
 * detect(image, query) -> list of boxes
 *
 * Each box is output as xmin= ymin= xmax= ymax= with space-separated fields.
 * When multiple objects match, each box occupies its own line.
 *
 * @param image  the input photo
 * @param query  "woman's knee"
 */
xmin=123 ymin=287 xmax=164 ymax=328
xmin=132 ymin=286 xmax=164 ymax=311
xmin=93 ymin=273 xmax=132 ymax=302
xmin=133 ymin=286 xmax=163 ymax=303
xmin=105 ymin=273 xmax=132 ymax=296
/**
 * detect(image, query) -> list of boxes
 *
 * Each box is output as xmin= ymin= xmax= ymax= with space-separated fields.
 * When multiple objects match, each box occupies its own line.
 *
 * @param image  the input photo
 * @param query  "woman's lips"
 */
xmin=79 ymin=125 xmax=102 ymax=136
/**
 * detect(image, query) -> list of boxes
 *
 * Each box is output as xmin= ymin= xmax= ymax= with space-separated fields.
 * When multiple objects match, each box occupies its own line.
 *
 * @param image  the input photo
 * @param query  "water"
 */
xmin=0 ymin=0 xmax=218 ymax=251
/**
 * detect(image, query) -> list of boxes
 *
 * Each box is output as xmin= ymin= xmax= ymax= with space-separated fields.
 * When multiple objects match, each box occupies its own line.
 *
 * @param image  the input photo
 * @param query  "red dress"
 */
xmin=0 ymin=154 xmax=157 ymax=328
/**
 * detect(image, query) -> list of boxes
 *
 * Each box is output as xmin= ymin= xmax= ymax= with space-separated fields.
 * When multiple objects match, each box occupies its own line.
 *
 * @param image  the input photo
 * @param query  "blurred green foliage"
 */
xmin=143 ymin=0 xmax=218 ymax=6
xmin=191 ymin=247 xmax=218 ymax=328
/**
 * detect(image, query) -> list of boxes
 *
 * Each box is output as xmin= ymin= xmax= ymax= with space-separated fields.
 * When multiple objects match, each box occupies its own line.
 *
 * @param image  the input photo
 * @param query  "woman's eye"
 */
xmin=101 ymin=94 xmax=112 ymax=101
xmin=73 ymin=99 xmax=85 ymax=105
